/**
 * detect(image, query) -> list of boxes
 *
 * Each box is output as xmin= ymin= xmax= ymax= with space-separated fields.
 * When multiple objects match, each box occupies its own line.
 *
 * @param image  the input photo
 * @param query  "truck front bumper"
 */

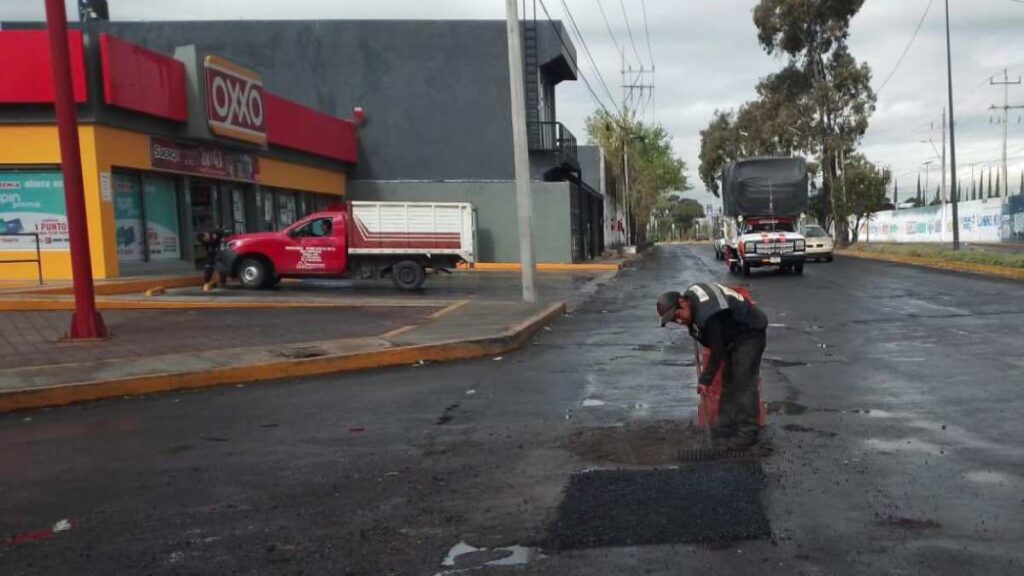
xmin=216 ymin=248 xmax=240 ymax=277
xmin=743 ymin=253 xmax=806 ymax=268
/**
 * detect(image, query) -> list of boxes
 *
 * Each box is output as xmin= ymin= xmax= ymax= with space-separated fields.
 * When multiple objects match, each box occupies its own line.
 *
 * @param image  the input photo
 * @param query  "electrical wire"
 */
xmin=536 ymin=0 xmax=616 ymax=116
xmin=876 ymin=0 xmax=934 ymax=95
xmin=617 ymin=0 xmax=645 ymax=67
xmin=640 ymin=0 xmax=654 ymax=69
xmin=558 ymin=0 xmax=619 ymax=110
xmin=594 ymin=0 xmax=625 ymax=63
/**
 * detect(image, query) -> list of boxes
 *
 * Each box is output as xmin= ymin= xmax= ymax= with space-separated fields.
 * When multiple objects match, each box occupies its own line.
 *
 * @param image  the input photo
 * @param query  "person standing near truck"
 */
xmin=657 ymin=283 xmax=768 ymax=449
xmin=198 ymin=229 xmax=227 ymax=292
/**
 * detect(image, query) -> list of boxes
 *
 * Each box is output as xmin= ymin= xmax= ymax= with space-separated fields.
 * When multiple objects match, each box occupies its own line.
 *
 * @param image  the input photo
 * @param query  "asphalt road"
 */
xmin=2 ymin=245 xmax=1023 ymax=575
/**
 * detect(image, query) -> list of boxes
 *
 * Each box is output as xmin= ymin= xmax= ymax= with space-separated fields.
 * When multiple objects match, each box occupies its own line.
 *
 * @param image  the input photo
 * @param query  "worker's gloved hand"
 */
xmin=697 ymin=384 xmax=710 ymax=397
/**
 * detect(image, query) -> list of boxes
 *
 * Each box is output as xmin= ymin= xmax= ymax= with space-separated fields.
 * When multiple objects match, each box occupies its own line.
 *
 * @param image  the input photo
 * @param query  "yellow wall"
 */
xmin=1 ymin=124 xmax=347 ymax=281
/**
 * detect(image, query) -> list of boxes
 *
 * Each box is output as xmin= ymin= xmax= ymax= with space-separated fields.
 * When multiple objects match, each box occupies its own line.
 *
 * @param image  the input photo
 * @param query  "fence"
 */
xmin=0 ymin=233 xmax=43 ymax=284
xmin=856 ymin=198 xmax=1024 ymax=244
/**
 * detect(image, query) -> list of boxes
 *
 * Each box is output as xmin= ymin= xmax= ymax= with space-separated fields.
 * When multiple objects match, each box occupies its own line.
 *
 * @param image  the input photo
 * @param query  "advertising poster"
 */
xmin=114 ymin=173 xmax=144 ymax=262
xmin=142 ymin=177 xmax=181 ymax=261
xmin=0 ymin=171 xmax=69 ymax=252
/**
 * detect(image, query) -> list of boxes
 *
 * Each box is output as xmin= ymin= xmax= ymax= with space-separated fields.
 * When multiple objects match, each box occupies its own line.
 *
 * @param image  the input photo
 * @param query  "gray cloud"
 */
xmin=4 ymin=0 xmax=1023 ymax=204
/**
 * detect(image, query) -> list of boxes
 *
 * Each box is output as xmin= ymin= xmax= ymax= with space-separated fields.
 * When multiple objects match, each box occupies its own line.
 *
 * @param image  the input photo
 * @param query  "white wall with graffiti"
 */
xmin=856 ymin=197 xmax=1024 ymax=244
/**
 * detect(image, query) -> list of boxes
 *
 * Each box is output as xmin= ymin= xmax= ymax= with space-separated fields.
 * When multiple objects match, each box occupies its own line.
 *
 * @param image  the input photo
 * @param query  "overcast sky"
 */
xmin=5 ymin=0 xmax=1024 ymax=206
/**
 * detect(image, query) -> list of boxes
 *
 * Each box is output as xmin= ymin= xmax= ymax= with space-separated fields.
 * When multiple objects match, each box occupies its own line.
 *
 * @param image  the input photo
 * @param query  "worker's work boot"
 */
xmin=202 ymin=281 xmax=216 ymax=292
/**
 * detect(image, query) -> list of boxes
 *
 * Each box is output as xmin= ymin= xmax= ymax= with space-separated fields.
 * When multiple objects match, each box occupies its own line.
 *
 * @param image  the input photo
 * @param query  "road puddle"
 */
xmin=864 ymin=438 xmax=944 ymax=456
xmin=764 ymin=357 xmax=808 ymax=368
xmin=964 ymin=470 xmax=1017 ymax=486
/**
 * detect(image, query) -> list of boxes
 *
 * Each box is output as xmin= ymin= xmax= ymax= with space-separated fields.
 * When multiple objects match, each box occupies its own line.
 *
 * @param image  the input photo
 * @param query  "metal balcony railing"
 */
xmin=528 ymin=121 xmax=578 ymax=167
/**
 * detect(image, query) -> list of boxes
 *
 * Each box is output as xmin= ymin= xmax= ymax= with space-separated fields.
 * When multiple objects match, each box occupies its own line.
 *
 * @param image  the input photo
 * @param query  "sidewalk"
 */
xmin=0 ymin=267 xmax=618 ymax=412
xmin=839 ymin=243 xmax=1024 ymax=281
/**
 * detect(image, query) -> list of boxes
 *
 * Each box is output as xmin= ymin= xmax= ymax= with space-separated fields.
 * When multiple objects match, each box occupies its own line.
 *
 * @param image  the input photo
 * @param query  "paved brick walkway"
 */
xmin=0 ymin=307 xmax=437 ymax=370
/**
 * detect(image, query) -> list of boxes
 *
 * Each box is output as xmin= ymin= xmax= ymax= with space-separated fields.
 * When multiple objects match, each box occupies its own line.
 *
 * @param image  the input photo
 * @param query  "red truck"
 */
xmin=217 ymin=201 xmax=475 ymax=291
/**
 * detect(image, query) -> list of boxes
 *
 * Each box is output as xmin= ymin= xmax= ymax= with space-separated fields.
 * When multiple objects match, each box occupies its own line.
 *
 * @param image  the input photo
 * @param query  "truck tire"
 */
xmin=392 ymin=260 xmax=426 ymax=291
xmin=238 ymin=257 xmax=269 ymax=290
xmin=794 ymin=263 xmax=805 ymax=275
xmin=742 ymin=263 xmax=751 ymax=277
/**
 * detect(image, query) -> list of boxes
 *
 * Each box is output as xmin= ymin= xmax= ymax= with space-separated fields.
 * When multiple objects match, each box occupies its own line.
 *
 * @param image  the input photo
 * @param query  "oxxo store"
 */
xmin=0 ymin=31 xmax=358 ymax=281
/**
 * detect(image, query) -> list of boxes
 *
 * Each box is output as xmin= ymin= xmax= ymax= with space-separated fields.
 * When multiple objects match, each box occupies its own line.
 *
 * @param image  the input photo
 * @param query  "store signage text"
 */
xmin=203 ymin=55 xmax=267 ymax=146
xmin=150 ymin=137 xmax=260 ymax=183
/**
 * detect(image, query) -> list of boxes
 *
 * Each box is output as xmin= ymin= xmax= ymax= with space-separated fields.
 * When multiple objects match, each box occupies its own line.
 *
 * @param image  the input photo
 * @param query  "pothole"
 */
xmin=565 ymin=421 xmax=709 ymax=466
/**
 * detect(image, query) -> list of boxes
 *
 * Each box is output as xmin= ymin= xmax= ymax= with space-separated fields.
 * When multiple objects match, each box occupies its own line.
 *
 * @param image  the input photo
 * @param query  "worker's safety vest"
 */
xmin=684 ymin=282 xmax=767 ymax=346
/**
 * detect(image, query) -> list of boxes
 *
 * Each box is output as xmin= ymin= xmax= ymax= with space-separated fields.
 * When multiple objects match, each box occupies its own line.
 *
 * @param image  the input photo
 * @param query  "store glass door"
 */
xmin=142 ymin=175 xmax=181 ymax=261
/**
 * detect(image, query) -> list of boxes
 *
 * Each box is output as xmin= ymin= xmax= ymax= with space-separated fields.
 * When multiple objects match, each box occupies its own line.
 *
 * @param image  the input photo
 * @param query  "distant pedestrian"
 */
xmin=198 ymin=229 xmax=227 ymax=292
xmin=657 ymin=283 xmax=768 ymax=449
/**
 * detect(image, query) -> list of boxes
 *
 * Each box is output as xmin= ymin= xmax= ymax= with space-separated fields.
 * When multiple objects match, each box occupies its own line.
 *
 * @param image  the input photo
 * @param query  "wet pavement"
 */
xmin=2 ymin=245 xmax=1024 ymax=574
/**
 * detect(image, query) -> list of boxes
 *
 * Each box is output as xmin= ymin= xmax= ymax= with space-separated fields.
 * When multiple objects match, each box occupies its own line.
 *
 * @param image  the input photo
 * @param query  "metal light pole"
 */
xmin=45 ymin=0 xmax=107 ymax=338
xmin=945 ymin=0 xmax=961 ymax=250
xmin=504 ymin=0 xmax=537 ymax=302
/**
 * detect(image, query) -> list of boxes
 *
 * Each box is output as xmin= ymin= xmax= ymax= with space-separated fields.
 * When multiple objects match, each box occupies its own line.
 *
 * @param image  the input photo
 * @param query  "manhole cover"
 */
xmin=545 ymin=463 xmax=770 ymax=550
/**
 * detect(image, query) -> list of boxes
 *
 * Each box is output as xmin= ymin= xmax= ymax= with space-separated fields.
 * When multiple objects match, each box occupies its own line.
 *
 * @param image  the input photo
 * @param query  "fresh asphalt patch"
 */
xmin=545 ymin=462 xmax=771 ymax=550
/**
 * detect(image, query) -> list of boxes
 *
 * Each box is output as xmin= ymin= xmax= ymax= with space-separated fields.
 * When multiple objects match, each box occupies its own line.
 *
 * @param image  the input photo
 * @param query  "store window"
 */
xmin=277 ymin=190 xmax=297 ymax=230
xmin=229 ymin=186 xmax=247 ymax=234
xmin=0 ymin=170 xmax=69 ymax=252
xmin=142 ymin=175 xmax=181 ymax=261
xmin=114 ymin=171 xmax=183 ymax=264
xmin=114 ymin=173 xmax=145 ymax=263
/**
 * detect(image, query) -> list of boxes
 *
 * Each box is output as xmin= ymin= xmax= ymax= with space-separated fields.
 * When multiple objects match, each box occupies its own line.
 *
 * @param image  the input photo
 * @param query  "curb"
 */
xmin=837 ymin=249 xmax=1024 ymax=281
xmin=10 ymin=275 xmax=203 ymax=296
xmin=0 ymin=297 xmax=462 ymax=312
xmin=0 ymin=302 xmax=566 ymax=413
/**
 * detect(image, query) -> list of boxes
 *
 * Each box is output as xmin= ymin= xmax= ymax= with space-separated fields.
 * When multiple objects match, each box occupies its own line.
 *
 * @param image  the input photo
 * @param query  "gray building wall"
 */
xmin=577 ymin=145 xmax=602 ymax=192
xmin=350 ymin=181 xmax=572 ymax=263
xmin=90 ymin=19 xmax=575 ymax=183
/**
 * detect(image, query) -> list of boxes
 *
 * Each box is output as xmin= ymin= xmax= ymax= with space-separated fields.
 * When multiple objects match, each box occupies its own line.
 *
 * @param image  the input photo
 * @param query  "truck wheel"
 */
xmin=794 ymin=263 xmax=805 ymax=275
xmin=742 ymin=263 xmax=751 ymax=277
xmin=238 ymin=257 xmax=268 ymax=290
xmin=825 ymin=255 xmax=834 ymax=263
xmin=392 ymin=260 xmax=426 ymax=291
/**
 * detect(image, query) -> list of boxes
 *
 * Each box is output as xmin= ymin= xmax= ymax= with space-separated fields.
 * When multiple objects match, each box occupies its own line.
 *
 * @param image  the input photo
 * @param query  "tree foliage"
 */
xmin=586 ymin=108 xmax=689 ymax=243
xmin=698 ymin=0 xmax=876 ymax=242
xmin=838 ymin=154 xmax=891 ymax=242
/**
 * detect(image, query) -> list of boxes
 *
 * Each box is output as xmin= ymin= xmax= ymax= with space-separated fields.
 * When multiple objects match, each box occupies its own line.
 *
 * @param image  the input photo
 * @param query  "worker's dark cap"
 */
xmin=657 ymin=291 xmax=684 ymax=327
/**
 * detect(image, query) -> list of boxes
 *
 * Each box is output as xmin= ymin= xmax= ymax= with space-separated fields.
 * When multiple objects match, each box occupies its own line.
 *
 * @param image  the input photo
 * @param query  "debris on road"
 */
xmin=581 ymin=399 xmax=606 ymax=407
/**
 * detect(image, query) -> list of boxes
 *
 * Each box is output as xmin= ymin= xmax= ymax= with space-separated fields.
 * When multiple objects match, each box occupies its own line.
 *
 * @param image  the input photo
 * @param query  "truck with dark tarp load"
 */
xmin=721 ymin=157 xmax=809 ymax=276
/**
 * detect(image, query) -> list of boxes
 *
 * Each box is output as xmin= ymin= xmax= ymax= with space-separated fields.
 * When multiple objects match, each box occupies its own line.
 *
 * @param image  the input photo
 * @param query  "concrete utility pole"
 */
xmin=990 ymin=69 xmax=1023 ymax=206
xmin=504 ymin=0 xmax=537 ymax=303
xmin=45 ymin=0 xmax=107 ymax=338
xmin=623 ymin=145 xmax=631 ymax=245
xmin=945 ymin=0 xmax=960 ymax=250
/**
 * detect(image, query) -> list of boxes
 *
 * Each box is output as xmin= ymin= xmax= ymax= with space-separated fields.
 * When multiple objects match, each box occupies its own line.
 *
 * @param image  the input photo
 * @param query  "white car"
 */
xmin=803 ymin=225 xmax=834 ymax=262
xmin=714 ymin=236 xmax=727 ymax=260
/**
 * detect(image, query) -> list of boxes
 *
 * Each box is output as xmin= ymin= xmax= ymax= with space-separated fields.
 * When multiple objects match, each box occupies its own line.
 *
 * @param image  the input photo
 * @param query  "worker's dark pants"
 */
xmin=203 ymin=252 xmax=221 ymax=285
xmin=715 ymin=329 xmax=767 ymax=443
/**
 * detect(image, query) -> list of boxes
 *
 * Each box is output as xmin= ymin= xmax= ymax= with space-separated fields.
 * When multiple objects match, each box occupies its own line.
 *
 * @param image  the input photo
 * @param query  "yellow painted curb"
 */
xmin=837 ymin=249 xmax=1024 ymax=281
xmin=460 ymin=262 xmax=621 ymax=272
xmin=0 ymin=296 xmax=461 ymax=312
xmin=12 ymin=275 xmax=203 ymax=296
xmin=0 ymin=302 xmax=567 ymax=412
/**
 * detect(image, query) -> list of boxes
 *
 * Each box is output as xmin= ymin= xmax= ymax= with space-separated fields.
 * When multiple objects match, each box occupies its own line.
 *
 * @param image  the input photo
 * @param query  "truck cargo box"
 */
xmin=348 ymin=201 xmax=475 ymax=263
xmin=723 ymin=157 xmax=809 ymax=217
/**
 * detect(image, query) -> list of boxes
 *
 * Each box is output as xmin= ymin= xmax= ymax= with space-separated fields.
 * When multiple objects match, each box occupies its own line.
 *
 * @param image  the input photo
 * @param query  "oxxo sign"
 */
xmin=203 ymin=55 xmax=267 ymax=146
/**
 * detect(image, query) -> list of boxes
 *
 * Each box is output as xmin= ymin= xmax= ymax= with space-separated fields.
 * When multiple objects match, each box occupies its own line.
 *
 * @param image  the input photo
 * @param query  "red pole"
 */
xmin=44 ymin=0 xmax=107 ymax=339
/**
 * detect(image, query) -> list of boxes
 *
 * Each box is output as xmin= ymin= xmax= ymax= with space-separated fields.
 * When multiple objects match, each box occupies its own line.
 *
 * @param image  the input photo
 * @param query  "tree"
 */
xmin=587 ymin=108 xmax=689 ymax=244
xmin=996 ymin=172 xmax=1001 ymax=198
xmin=750 ymin=0 xmax=876 ymax=239
xmin=836 ymin=154 xmax=890 ymax=242
xmin=988 ymin=169 xmax=994 ymax=198
xmin=917 ymin=173 xmax=922 ymax=203
xmin=893 ymin=178 xmax=899 ymax=206
xmin=653 ymin=196 xmax=706 ymax=241
xmin=930 ymin=186 xmax=941 ymax=206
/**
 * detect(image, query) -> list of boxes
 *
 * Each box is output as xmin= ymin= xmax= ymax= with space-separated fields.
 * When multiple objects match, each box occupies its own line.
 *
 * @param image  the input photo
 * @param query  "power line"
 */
xmin=876 ymin=0 xmax=934 ymax=95
xmin=617 ymin=0 xmax=644 ymax=66
xmin=594 ymin=0 xmax=625 ymax=62
xmin=640 ymin=0 xmax=654 ymax=68
xmin=536 ymin=0 xmax=616 ymax=115
xmin=558 ymin=0 xmax=619 ymax=110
